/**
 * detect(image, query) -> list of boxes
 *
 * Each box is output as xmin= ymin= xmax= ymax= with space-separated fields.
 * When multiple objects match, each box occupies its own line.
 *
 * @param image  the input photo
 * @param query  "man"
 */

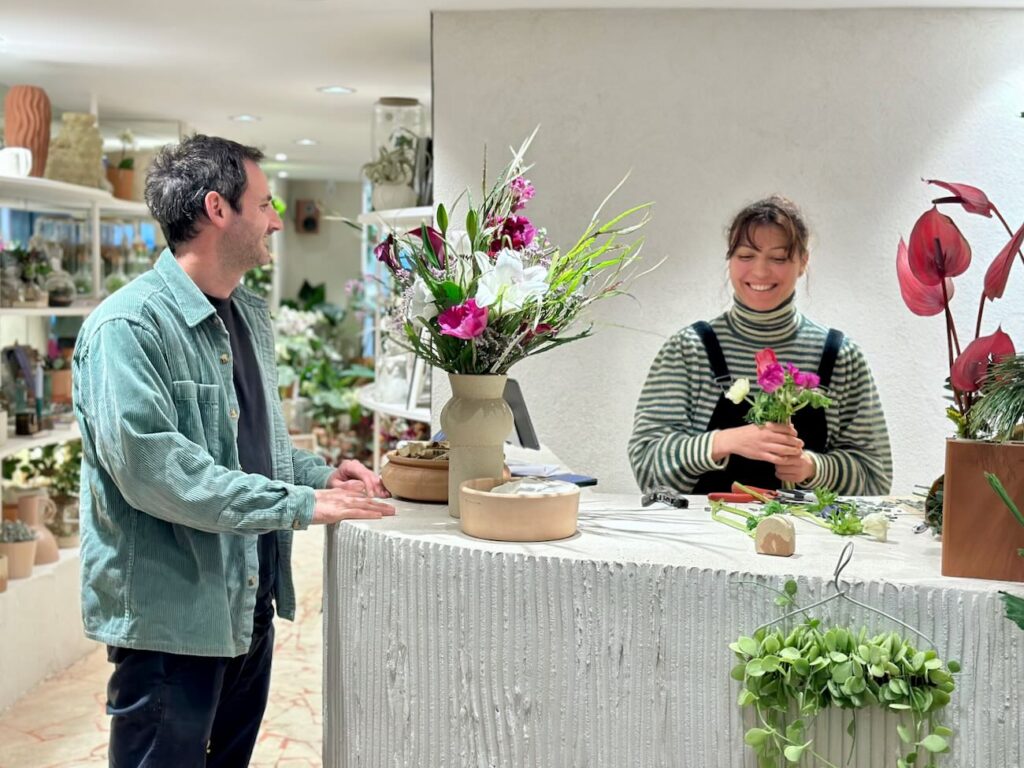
xmin=72 ymin=134 xmax=394 ymax=767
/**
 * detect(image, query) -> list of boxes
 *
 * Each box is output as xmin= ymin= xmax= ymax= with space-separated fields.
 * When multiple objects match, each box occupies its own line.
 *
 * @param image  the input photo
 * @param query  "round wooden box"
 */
xmin=459 ymin=477 xmax=579 ymax=542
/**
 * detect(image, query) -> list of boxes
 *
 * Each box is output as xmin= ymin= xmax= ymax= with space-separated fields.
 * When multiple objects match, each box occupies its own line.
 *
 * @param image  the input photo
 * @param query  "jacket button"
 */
xmin=230 ymin=408 xmax=239 ymax=419
xmin=248 ymin=576 xmax=257 ymax=587
xmin=220 ymin=353 xmax=230 ymax=364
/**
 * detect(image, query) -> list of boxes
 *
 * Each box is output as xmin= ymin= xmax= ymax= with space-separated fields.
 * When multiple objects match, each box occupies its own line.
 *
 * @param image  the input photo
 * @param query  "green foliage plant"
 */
xmin=731 ymin=580 xmax=960 ymax=768
xmin=0 ymin=519 xmax=36 ymax=543
xmin=985 ymin=472 xmax=1024 ymax=630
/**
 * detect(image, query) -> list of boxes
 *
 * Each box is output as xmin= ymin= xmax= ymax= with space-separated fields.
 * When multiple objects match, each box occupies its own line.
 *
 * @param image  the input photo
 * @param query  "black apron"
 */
xmin=690 ymin=323 xmax=843 ymax=493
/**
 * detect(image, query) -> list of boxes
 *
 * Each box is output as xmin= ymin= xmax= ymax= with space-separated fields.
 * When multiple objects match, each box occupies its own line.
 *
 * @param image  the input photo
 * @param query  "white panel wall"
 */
xmin=432 ymin=8 xmax=1024 ymax=494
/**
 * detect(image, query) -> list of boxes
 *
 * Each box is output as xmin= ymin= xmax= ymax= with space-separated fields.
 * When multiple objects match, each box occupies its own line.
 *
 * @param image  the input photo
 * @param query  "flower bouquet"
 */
xmin=369 ymin=128 xmax=655 ymax=516
xmin=725 ymin=348 xmax=833 ymax=424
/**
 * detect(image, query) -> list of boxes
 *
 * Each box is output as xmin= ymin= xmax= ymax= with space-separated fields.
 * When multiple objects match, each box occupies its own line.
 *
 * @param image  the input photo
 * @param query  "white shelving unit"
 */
xmin=356 ymin=205 xmax=435 ymax=471
xmin=0 ymin=422 xmax=80 ymax=461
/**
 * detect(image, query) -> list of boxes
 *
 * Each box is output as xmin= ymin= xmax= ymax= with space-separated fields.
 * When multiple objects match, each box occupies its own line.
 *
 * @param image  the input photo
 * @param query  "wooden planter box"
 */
xmin=942 ymin=438 xmax=1024 ymax=582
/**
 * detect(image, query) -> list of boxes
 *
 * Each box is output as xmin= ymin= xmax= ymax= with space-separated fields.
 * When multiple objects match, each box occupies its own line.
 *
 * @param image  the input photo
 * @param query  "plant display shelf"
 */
xmin=0 ymin=422 xmax=81 ymax=462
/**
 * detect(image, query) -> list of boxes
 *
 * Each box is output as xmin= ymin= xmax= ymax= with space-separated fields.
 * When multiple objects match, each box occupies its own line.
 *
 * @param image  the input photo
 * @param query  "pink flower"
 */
xmin=758 ymin=363 xmax=785 ymax=393
xmin=896 ymin=237 xmax=955 ymax=316
xmin=489 ymin=215 xmax=537 ymax=255
xmin=408 ymin=226 xmax=446 ymax=269
xmin=519 ymin=322 xmax=553 ymax=344
xmin=907 ymin=207 xmax=972 ymax=286
xmin=373 ymin=234 xmax=398 ymax=272
xmin=926 ymin=179 xmax=994 ymax=218
xmin=755 ymin=348 xmax=779 ymax=378
xmin=951 ymin=327 xmax=1015 ymax=393
xmin=438 ymin=299 xmax=488 ymax=340
xmin=509 ymin=176 xmax=536 ymax=212
xmin=793 ymin=370 xmax=820 ymax=390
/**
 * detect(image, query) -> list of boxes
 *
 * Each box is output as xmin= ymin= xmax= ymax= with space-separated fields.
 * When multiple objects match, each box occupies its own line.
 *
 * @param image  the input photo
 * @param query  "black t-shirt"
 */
xmin=205 ymin=293 xmax=277 ymax=624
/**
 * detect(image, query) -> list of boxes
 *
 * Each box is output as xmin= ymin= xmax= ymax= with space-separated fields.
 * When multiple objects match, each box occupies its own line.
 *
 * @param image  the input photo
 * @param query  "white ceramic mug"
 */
xmin=0 ymin=147 xmax=32 ymax=177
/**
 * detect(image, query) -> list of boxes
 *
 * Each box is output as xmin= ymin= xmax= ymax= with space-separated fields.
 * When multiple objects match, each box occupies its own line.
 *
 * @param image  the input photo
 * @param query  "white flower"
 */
xmin=862 ymin=512 xmax=890 ymax=542
xmin=726 ymin=377 xmax=751 ymax=405
xmin=407 ymin=276 xmax=438 ymax=327
xmin=474 ymin=249 xmax=549 ymax=316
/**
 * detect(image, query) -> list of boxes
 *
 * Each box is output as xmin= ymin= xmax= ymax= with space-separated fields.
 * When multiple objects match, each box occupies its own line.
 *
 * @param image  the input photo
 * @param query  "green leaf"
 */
xmin=784 ymin=579 xmax=798 ymax=597
xmin=745 ymin=659 xmax=765 ymax=677
xmin=1000 ymin=592 xmax=1024 ymax=631
xmin=897 ymin=724 xmax=912 ymax=743
xmin=783 ymin=741 xmax=811 ymax=762
xmin=744 ymin=727 xmax=770 ymax=747
xmin=737 ymin=636 xmax=759 ymax=657
xmin=934 ymin=726 xmax=953 ymax=738
xmin=780 ymin=647 xmax=802 ymax=661
xmin=785 ymin=720 xmax=805 ymax=743
xmin=917 ymin=734 xmax=949 ymax=753
xmin=946 ymin=659 xmax=961 ymax=674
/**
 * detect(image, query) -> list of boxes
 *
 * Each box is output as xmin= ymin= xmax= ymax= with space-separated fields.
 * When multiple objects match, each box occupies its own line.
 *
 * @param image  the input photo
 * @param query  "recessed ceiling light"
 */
xmin=278 ymin=171 xmax=289 ymax=179
xmin=295 ymin=138 xmax=317 ymax=146
xmin=318 ymin=85 xmax=355 ymax=95
xmin=274 ymin=153 xmax=288 ymax=162
xmin=230 ymin=114 xmax=260 ymax=122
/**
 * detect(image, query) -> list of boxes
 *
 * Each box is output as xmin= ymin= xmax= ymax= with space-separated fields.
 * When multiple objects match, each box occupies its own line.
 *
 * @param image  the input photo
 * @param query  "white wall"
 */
xmin=432 ymin=8 xmax=1024 ymax=495
xmin=280 ymin=179 xmax=363 ymax=308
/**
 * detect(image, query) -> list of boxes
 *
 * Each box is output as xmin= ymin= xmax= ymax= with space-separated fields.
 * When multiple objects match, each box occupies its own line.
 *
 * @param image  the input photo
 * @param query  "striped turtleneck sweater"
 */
xmin=628 ymin=295 xmax=893 ymax=495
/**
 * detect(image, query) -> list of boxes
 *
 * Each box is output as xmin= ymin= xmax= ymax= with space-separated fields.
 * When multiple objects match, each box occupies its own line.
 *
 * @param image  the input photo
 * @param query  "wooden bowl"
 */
xmin=459 ymin=477 xmax=579 ymax=542
xmin=380 ymin=451 xmax=449 ymax=502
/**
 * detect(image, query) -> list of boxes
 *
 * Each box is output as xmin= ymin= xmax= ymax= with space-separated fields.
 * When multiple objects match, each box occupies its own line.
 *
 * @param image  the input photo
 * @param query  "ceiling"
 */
xmin=1 ymin=0 xmax=1015 ymax=181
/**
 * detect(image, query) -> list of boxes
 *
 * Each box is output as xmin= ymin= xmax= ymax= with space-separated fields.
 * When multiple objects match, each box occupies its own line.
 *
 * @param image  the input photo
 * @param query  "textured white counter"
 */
xmin=323 ymin=492 xmax=1023 ymax=767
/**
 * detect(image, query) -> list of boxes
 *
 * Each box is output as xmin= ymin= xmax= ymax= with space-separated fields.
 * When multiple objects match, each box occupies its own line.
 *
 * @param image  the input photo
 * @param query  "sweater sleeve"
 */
xmin=628 ymin=330 xmax=727 ymax=493
xmin=800 ymin=340 xmax=893 ymax=495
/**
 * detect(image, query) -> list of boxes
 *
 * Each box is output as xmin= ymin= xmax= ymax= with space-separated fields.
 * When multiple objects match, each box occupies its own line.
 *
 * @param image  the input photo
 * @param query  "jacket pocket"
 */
xmin=171 ymin=380 xmax=220 ymax=454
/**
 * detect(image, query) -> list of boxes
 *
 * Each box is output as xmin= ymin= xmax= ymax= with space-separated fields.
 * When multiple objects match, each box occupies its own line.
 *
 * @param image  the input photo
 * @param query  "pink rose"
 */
xmin=438 ymin=299 xmax=488 ymax=340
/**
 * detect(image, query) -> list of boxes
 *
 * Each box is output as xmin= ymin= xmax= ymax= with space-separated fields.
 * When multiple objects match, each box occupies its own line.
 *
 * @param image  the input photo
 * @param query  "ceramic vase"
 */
xmin=440 ymin=374 xmax=513 ymax=518
xmin=17 ymin=493 xmax=60 ymax=565
xmin=0 ymin=539 xmax=37 ymax=579
xmin=3 ymin=85 xmax=51 ymax=177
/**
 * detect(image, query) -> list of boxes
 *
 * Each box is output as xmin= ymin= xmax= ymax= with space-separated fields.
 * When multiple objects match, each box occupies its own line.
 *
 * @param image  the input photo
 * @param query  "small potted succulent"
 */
xmin=361 ymin=136 xmax=416 ymax=211
xmin=0 ymin=519 xmax=38 ymax=579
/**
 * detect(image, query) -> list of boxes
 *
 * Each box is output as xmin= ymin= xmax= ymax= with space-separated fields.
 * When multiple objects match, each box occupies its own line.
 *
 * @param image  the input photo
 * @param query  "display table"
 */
xmin=0 ymin=547 xmax=97 ymax=712
xmin=323 ymin=493 xmax=1023 ymax=767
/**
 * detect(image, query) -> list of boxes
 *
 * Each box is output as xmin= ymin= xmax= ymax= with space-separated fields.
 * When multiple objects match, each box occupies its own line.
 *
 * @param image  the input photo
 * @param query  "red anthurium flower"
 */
xmin=754 ymin=348 xmax=779 ymax=378
xmin=925 ymin=179 xmax=993 ymax=218
xmin=408 ymin=226 xmax=446 ymax=268
xmin=983 ymin=218 xmax=1024 ymax=301
xmin=907 ymin=207 xmax=972 ymax=286
xmin=950 ymin=327 xmax=1015 ymax=392
xmin=896 ymin=237 xmax=954 ymax=316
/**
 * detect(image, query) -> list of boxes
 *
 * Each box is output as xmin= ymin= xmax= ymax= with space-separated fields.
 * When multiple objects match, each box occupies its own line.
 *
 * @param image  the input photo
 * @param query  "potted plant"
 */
xmin=0 ymin=519 xmax=38 ymax=579
xmin=362 ymin=140 xmax=416 ymax=211
xmin=897 ymin=180 xmax=1023 ymax=581
xmin=106 ymin=129 xmax=135 ymax=200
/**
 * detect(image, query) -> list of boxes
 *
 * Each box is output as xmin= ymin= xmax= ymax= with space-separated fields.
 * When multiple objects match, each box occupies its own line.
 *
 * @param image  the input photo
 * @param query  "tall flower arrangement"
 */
xmin=896 ymin=179 xmax=1022 ymax=438
xmin=371 ymin=129 xmax=654 ymax=375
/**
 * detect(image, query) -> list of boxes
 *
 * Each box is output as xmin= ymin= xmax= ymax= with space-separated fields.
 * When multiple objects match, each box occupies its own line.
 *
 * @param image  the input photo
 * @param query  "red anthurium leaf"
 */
xmin=908 ymin=207 xmax=972 ymax=286
xmin=925 ymin=179 xmax=993 ymax=217
xmin=951 ymin=328 xmax=1015 ymax=392
xmin=896 ymin=237 xmax=954 ymax=316
xmin=983 ymin=218 xmax=1024 ymax=301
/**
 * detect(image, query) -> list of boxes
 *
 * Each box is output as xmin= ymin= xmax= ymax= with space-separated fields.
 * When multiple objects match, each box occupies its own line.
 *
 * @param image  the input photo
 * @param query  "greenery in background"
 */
xmin=115 ymin=130 xmax=135 ymax=171
xmin=2 ymin=442 xmax=82 ymax=498
xmin=244 ymin=263 xmax=273 ymax=299
xmin=361 ymin=128 xmax=416 ymax=185
xmin=968 ymin=354 xmax=1024 ymax=441
xmin=731 ymin=579 xmax=959 ymax=768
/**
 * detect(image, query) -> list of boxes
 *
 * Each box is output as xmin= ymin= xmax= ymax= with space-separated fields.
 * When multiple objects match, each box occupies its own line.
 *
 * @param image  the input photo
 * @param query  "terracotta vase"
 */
xmin=17 ymin=493 xmax=59 ymax=565
xmin=941 ymin=438 xmax=1024 ymax=582
xmin=440 ymin=374 xmax=513 ymax=518
xmin=0 ymin=539 xmax=37 ymax=579
xmin=106 ymin=166 xmax=134 ymax=200
xmin=3 ymin=85 xmax=51 ymax=177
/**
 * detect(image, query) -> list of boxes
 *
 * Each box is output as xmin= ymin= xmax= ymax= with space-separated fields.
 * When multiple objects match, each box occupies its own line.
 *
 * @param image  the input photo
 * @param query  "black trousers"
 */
xmin=105 ymin=619 xmax=274 ymax=768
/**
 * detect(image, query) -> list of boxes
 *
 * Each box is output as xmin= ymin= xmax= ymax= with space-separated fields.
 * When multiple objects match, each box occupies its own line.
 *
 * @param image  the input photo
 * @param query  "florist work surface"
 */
xmin=323 ymin=492 xmax=1022 ymax=768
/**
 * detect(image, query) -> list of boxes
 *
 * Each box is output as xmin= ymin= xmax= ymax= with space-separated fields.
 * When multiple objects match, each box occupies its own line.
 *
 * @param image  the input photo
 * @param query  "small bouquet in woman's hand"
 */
xmin=725 ymin=348 xmax=832 ymax=425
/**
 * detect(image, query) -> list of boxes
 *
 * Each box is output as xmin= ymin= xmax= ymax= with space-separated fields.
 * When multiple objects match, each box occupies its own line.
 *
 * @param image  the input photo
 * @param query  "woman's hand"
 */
xmin=712 ymin=423 xmax=804 ymax=464
xmin=775 ymin=452 xmax=816 ymax=485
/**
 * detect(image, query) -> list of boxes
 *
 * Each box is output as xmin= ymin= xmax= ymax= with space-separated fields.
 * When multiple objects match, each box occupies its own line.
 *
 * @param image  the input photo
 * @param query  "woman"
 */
xmin=628 ymin=196 xmax=892 ymax=495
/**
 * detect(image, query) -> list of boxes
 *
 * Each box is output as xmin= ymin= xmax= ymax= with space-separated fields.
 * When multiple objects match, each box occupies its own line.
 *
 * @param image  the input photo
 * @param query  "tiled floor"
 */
xmin=0 ymin=528 xmax=329 ymax=768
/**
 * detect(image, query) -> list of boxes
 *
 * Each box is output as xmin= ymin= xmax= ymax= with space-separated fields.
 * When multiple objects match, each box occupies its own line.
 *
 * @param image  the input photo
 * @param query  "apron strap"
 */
xmin=818 ymin=328 xmax=845 ymax=389
xmin=692 ymin=321 xmax=732 ymax=386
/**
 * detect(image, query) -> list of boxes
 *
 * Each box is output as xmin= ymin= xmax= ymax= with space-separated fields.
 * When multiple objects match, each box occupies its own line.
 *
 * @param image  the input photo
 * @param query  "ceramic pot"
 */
xmin=941 ymin=438 xmax=1024 ymax=582
xmin=371 ymin=183 xmax=416 ymax=211
xmin=3 ymin=85 xmax=51 ymax=177
xmin=106 ymin=166 xmax=134 ymax=200
xmin=440 ymin=374 xmax=513 ymax=518
xmin=459 ymin=477 xmax=579 ymax=542
xmin=381 ymin=451 xmax=450 ymax=502
xmin=0 ymin=539 xmax=37 ymax=579
xmin=17 ymin=493 xmax=59 ymax=565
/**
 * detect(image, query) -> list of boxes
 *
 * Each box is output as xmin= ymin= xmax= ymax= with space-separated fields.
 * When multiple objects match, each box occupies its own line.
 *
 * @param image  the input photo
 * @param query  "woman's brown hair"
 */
xmin=726 ymin=195 xmax=809 ymax=262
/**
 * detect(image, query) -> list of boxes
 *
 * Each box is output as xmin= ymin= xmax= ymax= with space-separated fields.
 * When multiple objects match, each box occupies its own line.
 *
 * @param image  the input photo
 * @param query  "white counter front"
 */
xmin=323 ymin=493 xmax=1022 ymax=767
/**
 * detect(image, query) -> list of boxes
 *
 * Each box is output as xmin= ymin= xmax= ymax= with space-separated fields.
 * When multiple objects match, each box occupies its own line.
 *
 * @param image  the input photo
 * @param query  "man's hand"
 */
xmin=328 ymin=459 xmax=388 ymax=498
xmin=775 ymin=451 xmax=816 ymax=484
xmin=311 ymin=488 xmax=395 ymax=525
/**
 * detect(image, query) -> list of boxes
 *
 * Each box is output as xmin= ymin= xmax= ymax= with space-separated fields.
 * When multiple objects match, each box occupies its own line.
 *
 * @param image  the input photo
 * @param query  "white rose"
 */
xmin=862 ymin=512 xmax=890 ymax=542
xmin=726 ymin=377 xmax=750 ymax=405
